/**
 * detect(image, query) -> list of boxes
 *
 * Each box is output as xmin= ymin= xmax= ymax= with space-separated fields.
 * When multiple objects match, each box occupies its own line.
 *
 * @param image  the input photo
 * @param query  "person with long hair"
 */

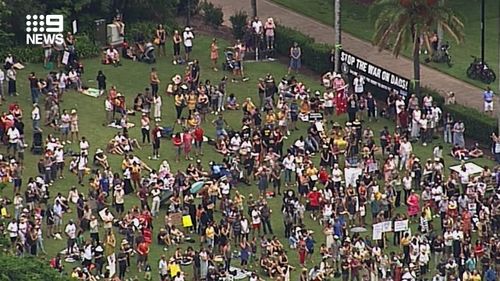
xmin=210 ymin=38 xmax=219 ymax=71
xmin=155 ymin=24 xmax=167 ymax=57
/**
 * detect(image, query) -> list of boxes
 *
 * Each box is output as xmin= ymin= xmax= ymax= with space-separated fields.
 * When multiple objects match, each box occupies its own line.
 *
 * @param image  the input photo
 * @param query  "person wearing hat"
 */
xmin=182 ymin=26 xmax=194 ymax=61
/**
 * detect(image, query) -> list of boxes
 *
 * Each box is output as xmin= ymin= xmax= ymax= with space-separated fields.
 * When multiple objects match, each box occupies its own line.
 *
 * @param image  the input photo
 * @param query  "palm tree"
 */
xmin=370 ymin=0 xmax=464 ymax=97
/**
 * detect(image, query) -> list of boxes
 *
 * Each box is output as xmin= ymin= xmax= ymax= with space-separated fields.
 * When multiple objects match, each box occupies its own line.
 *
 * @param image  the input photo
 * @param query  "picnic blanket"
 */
xmin=81 ymin=88 xmax=101 ymax=98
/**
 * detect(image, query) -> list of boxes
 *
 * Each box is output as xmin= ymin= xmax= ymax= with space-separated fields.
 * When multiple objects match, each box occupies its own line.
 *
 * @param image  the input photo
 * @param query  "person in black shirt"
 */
xmin=341 ymin=258 xmax=350 ymax=281
xmin=118 ymin=249 xmax=128 ymax=280
xmin=96 ymin=70 xmax=106 ymax=94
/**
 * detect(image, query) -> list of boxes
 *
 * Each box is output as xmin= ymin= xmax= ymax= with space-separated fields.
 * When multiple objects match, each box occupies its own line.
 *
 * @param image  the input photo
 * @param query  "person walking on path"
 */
xmin=483 ymin=87 xmax=494 ymax=114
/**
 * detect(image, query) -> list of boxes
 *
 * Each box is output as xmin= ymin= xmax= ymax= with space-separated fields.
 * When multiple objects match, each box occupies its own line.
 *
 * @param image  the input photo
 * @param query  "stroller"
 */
xmin=222 ymin=50 xmax=236 ymax=71
xmin=31 ymin=131 xmax=43 ymax=155
xmin=140 ymin=42 xmax=156 ymax=64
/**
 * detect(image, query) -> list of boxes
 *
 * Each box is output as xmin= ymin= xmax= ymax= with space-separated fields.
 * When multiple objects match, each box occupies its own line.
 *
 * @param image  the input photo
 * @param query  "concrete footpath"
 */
xmin=209 ymin=0 xmax=497 ymax=113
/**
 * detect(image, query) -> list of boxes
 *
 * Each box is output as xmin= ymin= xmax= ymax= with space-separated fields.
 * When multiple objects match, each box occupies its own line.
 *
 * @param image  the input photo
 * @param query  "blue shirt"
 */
xmin=483 ymin=90 xmax=494 ymax=102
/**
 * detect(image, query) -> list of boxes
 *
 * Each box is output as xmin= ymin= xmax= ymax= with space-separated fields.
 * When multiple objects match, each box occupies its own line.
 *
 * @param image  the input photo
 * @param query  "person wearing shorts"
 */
xmin=483 ymin=87 xmax=494 ymax=113
xmin=183 ymin=27 xmax=194 ymax=61
xmin=172 ymin=30 xmax=182 ymax=64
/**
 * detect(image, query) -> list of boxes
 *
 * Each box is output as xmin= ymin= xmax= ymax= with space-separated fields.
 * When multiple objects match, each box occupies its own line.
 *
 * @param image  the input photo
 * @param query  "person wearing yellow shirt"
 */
xmin=174 ymin=93 xmax=185 ymax=123
xmin=168 ymin=258 xmax=181 ymax=279
xmin=265 ymin=110 xmax=276 ymax=125
xmin=300 ymin=98 xmax=310 ymax=115
xmin=469 ymin=270 xmax=481 ymax=281
xmin=205 ymin=223 xmax=215 ymax=248
xmin=242 ymin=97 xmax=256 ymax=115
xmin=186 ymin=91 xmax=197 ymax=115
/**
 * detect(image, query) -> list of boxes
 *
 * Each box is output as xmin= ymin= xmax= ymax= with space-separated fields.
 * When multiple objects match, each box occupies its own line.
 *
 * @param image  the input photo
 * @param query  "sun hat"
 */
xmin=172 ymin=75 xmax=182 ymax=84
xmin=71 ymin=109 xmax=77 ymax=114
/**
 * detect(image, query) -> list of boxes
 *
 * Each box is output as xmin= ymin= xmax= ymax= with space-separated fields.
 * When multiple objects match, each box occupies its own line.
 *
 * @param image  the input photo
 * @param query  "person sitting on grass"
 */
xmin=226 ymin=93 xmax=240 ymax=110
xmin=451 ymin=144 xmax=468 ymax=160
xmin=105 ymin=46 xmax=121 ymax=67
xmin=93 ymin=148 xmax=109 ymax=169
xmin=468 ymin=143 xmax=483 ymax=158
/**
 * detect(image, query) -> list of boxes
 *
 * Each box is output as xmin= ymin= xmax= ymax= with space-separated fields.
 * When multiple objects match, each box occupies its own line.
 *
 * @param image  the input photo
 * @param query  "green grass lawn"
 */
xmin=0 ymin=35 xmax=494 ymax=280
xmin=270 ymin=0 xmax=500 ymax=93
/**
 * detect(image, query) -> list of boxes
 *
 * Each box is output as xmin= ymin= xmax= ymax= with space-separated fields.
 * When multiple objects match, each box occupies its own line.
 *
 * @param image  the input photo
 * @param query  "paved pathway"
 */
xmin=209 ymin=0 xmax=497 ymax=113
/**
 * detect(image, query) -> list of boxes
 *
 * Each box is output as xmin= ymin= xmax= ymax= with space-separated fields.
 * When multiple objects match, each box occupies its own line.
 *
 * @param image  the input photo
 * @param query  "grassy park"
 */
xmin=0 ymin=32 xmax=495 ymax=280
xmin=270 ymin=0 xmax=500 ymax=92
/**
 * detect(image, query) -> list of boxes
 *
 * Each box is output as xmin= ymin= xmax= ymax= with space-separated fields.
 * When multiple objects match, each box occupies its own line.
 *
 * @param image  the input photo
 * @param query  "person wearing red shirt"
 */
xmin=193 ymin=126 xmax=204 ymax=157
xmin=307 ymin=187 xmax=322 ymax=220
xmin=318 ymin=167 xmax=329 ymax=185
xmin=172 ymin=133 xmax=183 ymax=162
xmin=136 ymin=240 xmax=150 ymax=272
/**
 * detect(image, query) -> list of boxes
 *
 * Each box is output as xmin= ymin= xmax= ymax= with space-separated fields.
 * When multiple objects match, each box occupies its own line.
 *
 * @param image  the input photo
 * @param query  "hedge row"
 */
xmin=273 ymin=24 xmax=497 ymax=145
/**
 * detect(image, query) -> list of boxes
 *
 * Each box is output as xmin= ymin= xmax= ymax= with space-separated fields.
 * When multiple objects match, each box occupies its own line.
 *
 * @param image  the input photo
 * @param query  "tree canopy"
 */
xmin=0 ymin=254 xmax=71 ymax=281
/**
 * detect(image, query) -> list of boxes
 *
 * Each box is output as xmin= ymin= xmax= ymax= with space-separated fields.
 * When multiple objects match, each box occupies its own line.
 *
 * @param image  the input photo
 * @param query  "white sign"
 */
xmin=373 ymin=222 xmax=384 ymax=240
xmin=25 ymin=14 xmax=65 ymax=45
xmin=394 ymin=220 xmax=409 ymax=232
xmin=107 ymin=253 xmax=116 ymax=277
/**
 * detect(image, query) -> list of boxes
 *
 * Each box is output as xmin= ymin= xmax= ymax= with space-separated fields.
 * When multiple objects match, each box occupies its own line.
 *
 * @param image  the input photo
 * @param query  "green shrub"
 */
xmin=177 ymin=0 xmax=201 ymax=17
xmin=229 ymin=10 xmax=249 ymax=40
xmin=443 ymin=104 xmax=496 ymax=145
xmin=274 ymin=25 xmax=314 ymax=54
xmin=0 ymin=34 xmax=99 ymax=64
xmin=200 ymin=1 xmax=224 ymax=29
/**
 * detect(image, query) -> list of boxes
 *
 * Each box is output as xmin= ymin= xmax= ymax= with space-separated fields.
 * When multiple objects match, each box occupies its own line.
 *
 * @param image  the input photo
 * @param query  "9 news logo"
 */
xmin=25 ymin=14 xmax=65 ymax=45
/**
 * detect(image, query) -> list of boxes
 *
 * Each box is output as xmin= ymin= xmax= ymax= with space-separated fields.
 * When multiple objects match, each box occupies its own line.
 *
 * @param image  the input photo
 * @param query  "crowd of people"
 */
xmin=0 ymin=18 xmax=499 ymax=281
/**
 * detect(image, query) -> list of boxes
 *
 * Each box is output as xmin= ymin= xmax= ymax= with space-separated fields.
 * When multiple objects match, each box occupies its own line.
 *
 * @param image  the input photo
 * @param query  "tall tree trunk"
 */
xmin=437 ymin=0 xmax=444 ymax=50
xmin=413 ymin=39 xmax=421 ymax=97
xmin=334 ymin=0 xmax=341 ymax=73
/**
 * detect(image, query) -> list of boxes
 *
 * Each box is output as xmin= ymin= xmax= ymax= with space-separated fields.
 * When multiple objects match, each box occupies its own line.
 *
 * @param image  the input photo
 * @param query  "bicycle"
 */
xmin=466 ymin=55 xmax=496 ymax=84
xmin=425 ymin=42 xmax=453 ymax=67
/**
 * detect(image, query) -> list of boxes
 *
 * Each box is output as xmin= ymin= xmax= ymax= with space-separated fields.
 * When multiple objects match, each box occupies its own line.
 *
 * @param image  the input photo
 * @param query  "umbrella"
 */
xmin=350 ymin=227 xmax=368 ymax=233
xmin=190 ymin=181 xmax=205 ymax=194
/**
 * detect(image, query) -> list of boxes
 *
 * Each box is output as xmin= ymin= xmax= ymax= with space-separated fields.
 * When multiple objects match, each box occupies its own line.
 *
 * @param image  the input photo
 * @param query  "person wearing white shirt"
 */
xmin=31 ymin=103 xmax=41 ymax=131
xmin=411 ymin=107 xmax=422 ymax=139
xmin=251 ymin=17 xmax=263 ymax=35
xmin=65 ymin=220 xmax=77 ymax=254
xmin=153 ymin=94 xmax=162 ymax=122
xmin=77 ymin=152 xmax=88 ymax=185
xmin=106 ymin=46 xmax=120 ymax=65
xmin=323 ymin=91 xmax=335 ymax=119
xmin=396 ymin=97 xmax=405 ymax=115
xmin=150 ymin=186 xmax=162 ymax=217
xmin=0 ymin=68 xmax=4 ymax=99
xmin=6 ymin=67 xmax=16 ymax=96
xmin=282 ymin=153 xmax=295 ymax=186
xmin=6 ymin=125 xmax=20 ymax=155
xmin=331 ymin=164 xmax=343 ymax=188
xmin=79 ymin=137 xmax=90 ymax=156
xmin=229 ymin=134 xmax=241 ymax=152
xmin=399 ymin=138 xmax=413 ymax=170
xmin=7 ymin=219 xmax=18 ymax=244
xmin=68 ymin=69 xmax=82 ymax=92
xmin=353 ymin=75 xmax=365 ymax=96
xmin=58 ymin=71 xmax=67 ymax=95
xmin=182 ymin=27 xmax=195 ymax=61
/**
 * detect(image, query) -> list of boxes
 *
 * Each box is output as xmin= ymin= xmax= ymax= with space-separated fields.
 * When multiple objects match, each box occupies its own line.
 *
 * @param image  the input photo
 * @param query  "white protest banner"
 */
xmin=394 ymin=220 xmax=409 ymax=232
xmin=373 ymin=222 xmax=384 ymax=240
xmin=107 ymin=253 xmax=116 ymax=277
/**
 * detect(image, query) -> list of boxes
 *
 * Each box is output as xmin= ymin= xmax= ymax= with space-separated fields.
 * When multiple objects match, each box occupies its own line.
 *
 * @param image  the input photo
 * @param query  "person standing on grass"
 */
xmin=70 ymin=109 xmax=79 ymax=142
xmin=483 ymin=86 xmax=494 ymax=114
xmin=0 ymin=67 xmax=4 ymax=103
xmin=156 ymin=24 xmax=167 ymax=57
xmin=153 ymin=93 xmax=162 ymax=122
xmin=210 ymin=38 xmax=219 ymax=71
xmin=182 ymin=129 xmax=193 ymax=161
xmin=6 ymin=65 xmax=17 ymax=96
xmin=140 ymin=113 xmax=150 ymax=144
xmin=151 ymin=123 xmax=162 ymax=160
xmin=96 ymin=70 xmax=106 ymax=96
xmin=183 ymin=27 xmax=194 ymax=62
xmin=150 ymin=67 xmax=160 ymax=96
xmin=172 ymin=30 xmax=182 ymax=64
xmin=288 ymin=42 xmax=301 ymax=75
xmin=193 ymin=125 xmax=204 ymax=157
xmin=31 ymin=103 xmax=41 ymax=132
xmin=172 ymin=133 xmax=183 ymax=162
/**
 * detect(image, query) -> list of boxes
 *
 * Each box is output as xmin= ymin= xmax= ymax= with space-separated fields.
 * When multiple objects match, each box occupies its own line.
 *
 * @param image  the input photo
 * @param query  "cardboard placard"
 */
xmin=169 ymin=212 xmax=182 ymax=225
xmin=394 ymin=220 xmax=409 ymax=232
